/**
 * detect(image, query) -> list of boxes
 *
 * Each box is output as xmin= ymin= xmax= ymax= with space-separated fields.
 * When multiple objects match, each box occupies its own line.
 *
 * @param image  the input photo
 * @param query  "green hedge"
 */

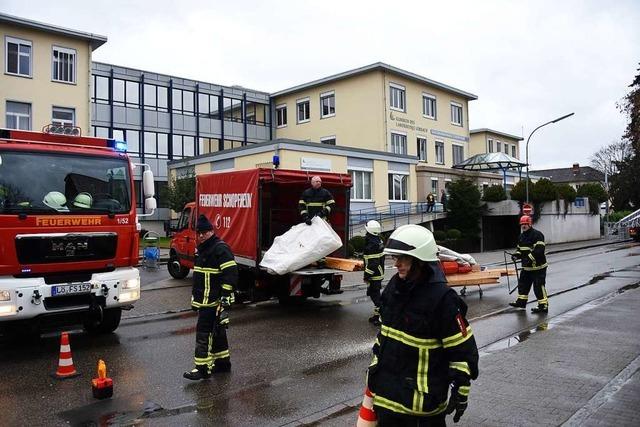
xmin=482 ymin=185 xmax=507 ymax=202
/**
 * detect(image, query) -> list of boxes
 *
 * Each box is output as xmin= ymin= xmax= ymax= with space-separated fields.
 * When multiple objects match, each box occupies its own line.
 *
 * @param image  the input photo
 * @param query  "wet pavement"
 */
xmin=0 ymin=241 xmax=639 ymax=426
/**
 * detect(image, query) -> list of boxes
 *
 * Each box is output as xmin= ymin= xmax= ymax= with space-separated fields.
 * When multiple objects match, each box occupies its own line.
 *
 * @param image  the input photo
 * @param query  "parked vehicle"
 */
xmin=0 ymin=127 xmax=156 ymax=334
xmin=169 ymin=168 xmax=352 ymax=303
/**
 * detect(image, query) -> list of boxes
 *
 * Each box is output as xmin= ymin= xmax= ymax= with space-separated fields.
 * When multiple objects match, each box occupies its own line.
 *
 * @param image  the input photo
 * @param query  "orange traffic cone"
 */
xmin=53 ymin=332 xmax=79 ymax=379
xmin=356 ymin=387 xmax=377 ymax=426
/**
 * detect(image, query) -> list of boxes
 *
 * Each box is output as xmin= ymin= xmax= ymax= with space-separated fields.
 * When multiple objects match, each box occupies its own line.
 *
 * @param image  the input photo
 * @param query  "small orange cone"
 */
xmin=92 ymin=359 xmax=113 ymax=399
xmin=53 ymin=332 xmax=79 ymax=379
xmin=356 ymin=387 xmax=377 ymax=426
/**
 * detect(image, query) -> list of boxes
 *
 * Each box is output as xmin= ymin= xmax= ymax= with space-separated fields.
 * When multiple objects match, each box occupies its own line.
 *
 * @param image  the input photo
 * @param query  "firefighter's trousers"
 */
xmin=517 ymin=267 xmax=548 ymax=307
xmin=194 ymin=307 xmax=230 ymax=373
xmin=375 ymin=406 xmax=446 ymax=426
xmin=366 ymin=280 xmax=382 ymax=309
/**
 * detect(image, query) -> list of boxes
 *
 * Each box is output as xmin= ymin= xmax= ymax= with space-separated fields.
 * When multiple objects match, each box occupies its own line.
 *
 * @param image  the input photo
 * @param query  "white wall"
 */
xmin=535 ymin=198 xmax=600 ymax=244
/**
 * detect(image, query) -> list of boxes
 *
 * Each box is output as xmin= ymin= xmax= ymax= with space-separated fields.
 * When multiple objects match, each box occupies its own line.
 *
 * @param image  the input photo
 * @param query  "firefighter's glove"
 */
xmin=220 ymin=296 xmax=232 ymax=308
xmin=511 ymin=254 xmax=519 ymax=262
xmin=217 ymin=310 xmax=229 ymax=329
xmin=445 ymin=384 xmax=468 ymax=423
xmin=317 ymin=209 xmax=326 ymax=219
xmin=305 ymin=219 xmax=312 ymax=225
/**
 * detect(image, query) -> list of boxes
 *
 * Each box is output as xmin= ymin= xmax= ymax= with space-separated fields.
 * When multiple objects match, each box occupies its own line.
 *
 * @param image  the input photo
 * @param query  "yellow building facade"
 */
xmin=469 ymin=128 xmax=522 ymax=159
xmin=0 ymin=13 xmax=106 ymax=133
xmin=271 ymin=63 xmax=478 ymax=208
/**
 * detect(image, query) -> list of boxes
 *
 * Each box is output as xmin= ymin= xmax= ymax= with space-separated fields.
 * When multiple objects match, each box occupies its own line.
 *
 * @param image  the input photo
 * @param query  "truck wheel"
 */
xmin=168 ymin=256 xmax=190 ymax=279
xmin=84 ymin=308 xmax=122 ymax=334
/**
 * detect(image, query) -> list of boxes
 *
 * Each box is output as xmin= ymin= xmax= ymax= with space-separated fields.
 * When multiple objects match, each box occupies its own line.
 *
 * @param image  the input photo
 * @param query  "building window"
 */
xmin=144 ymin=84 xmax=169 ymax=112
xmin=435 ymin=141 xmax=445 ymax=164
xmin=452 ymin=144 xmax=464 ymax=165
xmin=172 ymin=135 xmax=196 ymax=159
xmin=417 ymin=137 xmax=427 ymax=161
xmin=320 ymin=91 xmax=335 ymax=118
xmin=389 ymin=83 xmax=406 ymax=111
xmin=487 ymin=139 xmax=494 ymax=153
xmin=52 ymin=46 xmax=76 ymax=83
xmin=496 ymin=141 xmax=502 ymax=152
xmin=297 ymin=98 xmax=310 ymax=123
xmin=198 ymin=137 xmax=221 ymax=155
xmin=223 ymin=97 xmax=243 ymax=122
xmin=93 ymin=126 xmax=109 ymax=138
xmin=245 ymin=101 xmax=268 ymax=125
xmin=320 ymin=136 xmax=336 ymax=145
xmin=155 ymin=181 xmax=169 ymax=208
xmin=52 ymin=107 xmax=75 ymax=127
xmin=388 ymin=173 xmax=408 ymax=201
xmin=172 ymin=89 xmax=195 ymax=116
xmin=431 ymin=178 xmax=439 ymax=194
xmin=113 ymin=79 xmax=141 ymax=108
xmin=143 ymin=132 xmax=169 ymax=159
xmin=5 ymin=36 xmax=31 ymax=77
xmin=450 ymin=102 xmax=463 ymax=126
xmin=511 ymin=145 xmax=517 ymax=157
xmin=197 ymin=92 xmax=220 ymax=119
xmin=350 ymin=170 xmax=372 ymax=200
xmin=113 ymin=129 xmax=140 ymax=155
xmin=504 ymin=143 xmax=509 ymax=154
xmin=93 ymin=76 xmax=109 ymax=104
xmin=390 ymin=132 xmax=407 ymax=155
xmin=276 ymin=104 xmax=287 ymax=127
xmin=5 ymin=101 xmax=31 ymax=130
xmin=422 ymin=94 xmax=436 ymax=119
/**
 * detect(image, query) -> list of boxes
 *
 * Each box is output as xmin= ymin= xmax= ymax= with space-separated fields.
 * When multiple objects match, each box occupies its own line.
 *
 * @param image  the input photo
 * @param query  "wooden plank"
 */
xmin=446 ymin=271 xmax=501 ymax=286
xmin=480 ymin=267 xmax=517 ymax=277
xmin=324 ymin=257 xmax=364 ymax=272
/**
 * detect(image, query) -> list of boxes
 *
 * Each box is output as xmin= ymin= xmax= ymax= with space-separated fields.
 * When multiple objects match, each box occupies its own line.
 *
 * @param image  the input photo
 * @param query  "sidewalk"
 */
xmin=288 ymin=283 xmax=640 ymax=426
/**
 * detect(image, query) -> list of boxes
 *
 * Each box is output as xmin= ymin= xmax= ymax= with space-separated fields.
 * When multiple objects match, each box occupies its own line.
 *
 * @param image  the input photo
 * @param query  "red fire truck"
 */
xmin=168 ymin=168 xmax=351 ymax=303
xmin=0 ymin=127 xmax=156 ymax=334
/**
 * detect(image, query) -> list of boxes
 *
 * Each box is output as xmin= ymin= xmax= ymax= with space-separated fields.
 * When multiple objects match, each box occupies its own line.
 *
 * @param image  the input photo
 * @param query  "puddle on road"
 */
xmin=480 ymin=282 xmax=640 ymax=357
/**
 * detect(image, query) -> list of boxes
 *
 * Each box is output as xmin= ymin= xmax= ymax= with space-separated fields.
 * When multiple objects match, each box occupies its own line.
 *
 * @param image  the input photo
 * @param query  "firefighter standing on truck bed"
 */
xmin=363 ymin=220 xmax=385 ymax=326
xmin=183 ymin=214 xmax=238 ymax=381
xmin=367 ymin=224 xmax=479 ymax=425
xmin=509 ymin=215 xmax=549 ymax=313
xmin=299 ymin=175 xmax=335 ymax=225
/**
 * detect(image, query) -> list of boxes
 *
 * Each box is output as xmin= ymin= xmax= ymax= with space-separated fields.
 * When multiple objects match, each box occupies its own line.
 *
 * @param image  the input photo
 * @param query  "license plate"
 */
xmin=51 ymin=283 xmax=92 ymax=296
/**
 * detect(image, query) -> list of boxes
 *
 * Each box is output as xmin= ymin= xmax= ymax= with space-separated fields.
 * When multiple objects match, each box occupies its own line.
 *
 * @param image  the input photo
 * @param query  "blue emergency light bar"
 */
xmin=106 ymin=139 xmax=128 ymax=152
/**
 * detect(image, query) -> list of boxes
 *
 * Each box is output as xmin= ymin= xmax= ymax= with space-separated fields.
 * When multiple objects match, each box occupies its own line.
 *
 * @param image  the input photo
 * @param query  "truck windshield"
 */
xmin=0 ymin=151 xmax=131 ymax=215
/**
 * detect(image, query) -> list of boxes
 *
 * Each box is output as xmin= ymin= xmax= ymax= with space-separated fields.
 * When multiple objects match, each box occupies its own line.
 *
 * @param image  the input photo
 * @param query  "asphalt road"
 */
xmin=1 ymin=241 xmax=639 ymax=426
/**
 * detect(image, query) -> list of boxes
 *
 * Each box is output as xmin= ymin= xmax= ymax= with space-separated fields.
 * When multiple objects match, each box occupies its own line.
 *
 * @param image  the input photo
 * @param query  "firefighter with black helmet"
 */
xmin=367 ymin=224 xmax=479 ymax=425
xmin=509 ymin=215 xmax=549 ymax=313
xmin=363 ymin=220 xmax=385 ymax=326
xmin=183 ymin=214 xmax=238 ymax=380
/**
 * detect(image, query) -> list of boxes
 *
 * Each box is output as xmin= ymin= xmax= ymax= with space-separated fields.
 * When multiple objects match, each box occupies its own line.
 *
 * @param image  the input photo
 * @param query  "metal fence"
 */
xmin=349 ymin=203 xmax=446 ymax=237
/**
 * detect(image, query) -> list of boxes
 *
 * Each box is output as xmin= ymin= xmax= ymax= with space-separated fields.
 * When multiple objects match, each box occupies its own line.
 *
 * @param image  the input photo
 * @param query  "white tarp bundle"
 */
xmin=259 ymin=216 xmax=343 ymax=275
xmin=437 ymin=245 xmax=477 ymax=267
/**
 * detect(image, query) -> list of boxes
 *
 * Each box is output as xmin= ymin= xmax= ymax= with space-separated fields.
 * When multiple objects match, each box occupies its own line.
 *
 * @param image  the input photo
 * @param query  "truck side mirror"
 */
xmin=143 ymin=170 xmax=155 ymax=198
xmin=145 ymin=197 xmax=157 ymax=211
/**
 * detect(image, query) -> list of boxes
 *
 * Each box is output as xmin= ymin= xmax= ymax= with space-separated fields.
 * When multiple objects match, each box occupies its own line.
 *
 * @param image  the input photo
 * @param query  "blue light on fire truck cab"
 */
xmin=106 ymin=139 xmax=128 ymax=152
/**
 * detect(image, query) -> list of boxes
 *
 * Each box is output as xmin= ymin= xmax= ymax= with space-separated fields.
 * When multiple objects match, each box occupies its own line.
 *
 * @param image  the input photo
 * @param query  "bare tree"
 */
xmin=589 ymin=140 xmax=632 ymax=176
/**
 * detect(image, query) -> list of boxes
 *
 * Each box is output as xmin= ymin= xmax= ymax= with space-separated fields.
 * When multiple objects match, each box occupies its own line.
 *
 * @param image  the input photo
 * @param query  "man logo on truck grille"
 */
xmin=52 ymin=241 xmax=89 ymax=256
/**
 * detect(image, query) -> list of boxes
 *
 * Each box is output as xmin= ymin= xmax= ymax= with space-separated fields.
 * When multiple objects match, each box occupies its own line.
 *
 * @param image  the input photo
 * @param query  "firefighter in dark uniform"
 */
xmin=299 ymin=175 xmax=335 ymax=225
xmin=363 ymin=220 xmax=385 ymax=326
xmin=367 ymin=224 xmax=479 ymax=426
xmin=509 ymin=215 xmax=549 ymax=313
xmin=183 ymin=214 xmax=238 ymax=380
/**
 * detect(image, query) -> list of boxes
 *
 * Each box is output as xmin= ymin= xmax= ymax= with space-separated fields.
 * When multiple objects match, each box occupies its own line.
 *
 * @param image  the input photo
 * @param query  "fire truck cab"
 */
xmin=0 ymin=127 xmax=156 ymax=334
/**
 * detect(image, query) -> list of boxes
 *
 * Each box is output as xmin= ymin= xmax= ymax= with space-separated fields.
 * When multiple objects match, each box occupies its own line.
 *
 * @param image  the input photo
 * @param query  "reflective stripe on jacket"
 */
xmin=192 ymin=235 xmax=238 ymax=308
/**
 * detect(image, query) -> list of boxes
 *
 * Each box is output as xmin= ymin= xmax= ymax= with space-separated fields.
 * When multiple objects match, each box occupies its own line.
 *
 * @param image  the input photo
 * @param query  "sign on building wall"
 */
xmin=301 ymin=157 xmax=332 ymax=171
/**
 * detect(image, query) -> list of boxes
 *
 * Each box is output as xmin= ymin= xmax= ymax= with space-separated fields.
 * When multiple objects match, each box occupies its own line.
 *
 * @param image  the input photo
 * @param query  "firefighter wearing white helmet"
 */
xmin=43 ymin=191 xmax=69 ymax=212
xmin=367 ymin=224 xmax=479 ymax=425
xmin=363 ymin=220 xmax=384 ymax=326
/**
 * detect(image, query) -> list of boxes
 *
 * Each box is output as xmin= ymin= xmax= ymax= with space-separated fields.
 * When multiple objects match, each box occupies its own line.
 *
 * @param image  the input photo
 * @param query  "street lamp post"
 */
xmin=525 ymin=112 xmax=575 ymax=203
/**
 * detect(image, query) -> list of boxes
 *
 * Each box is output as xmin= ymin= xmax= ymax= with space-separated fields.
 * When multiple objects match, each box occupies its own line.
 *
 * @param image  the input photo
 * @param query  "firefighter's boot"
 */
xmin=509 ymin=298 xmax=527 ymax=309
xmin=183 ymin=366 xmax=211 ymax=381
xmin=531 ymin=305 xmax=548 ymax=314
xmin=212 ymin=360 xmax=231 ymax=373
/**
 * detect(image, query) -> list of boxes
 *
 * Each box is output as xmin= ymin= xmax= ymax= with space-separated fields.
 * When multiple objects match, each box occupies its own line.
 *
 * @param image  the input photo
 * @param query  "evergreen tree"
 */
xmin=447 ymin=178 xmax=482 ymax=238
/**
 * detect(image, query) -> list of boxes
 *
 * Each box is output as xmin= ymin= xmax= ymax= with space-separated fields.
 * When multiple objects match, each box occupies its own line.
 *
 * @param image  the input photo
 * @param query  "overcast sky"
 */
xmin=4 ymin=0 xmax=639 ymax=169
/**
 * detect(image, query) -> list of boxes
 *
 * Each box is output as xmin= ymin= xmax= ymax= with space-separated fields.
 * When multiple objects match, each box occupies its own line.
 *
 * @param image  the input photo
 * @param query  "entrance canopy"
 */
xmin=452 ymin=152 xmax=528 ymax=187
